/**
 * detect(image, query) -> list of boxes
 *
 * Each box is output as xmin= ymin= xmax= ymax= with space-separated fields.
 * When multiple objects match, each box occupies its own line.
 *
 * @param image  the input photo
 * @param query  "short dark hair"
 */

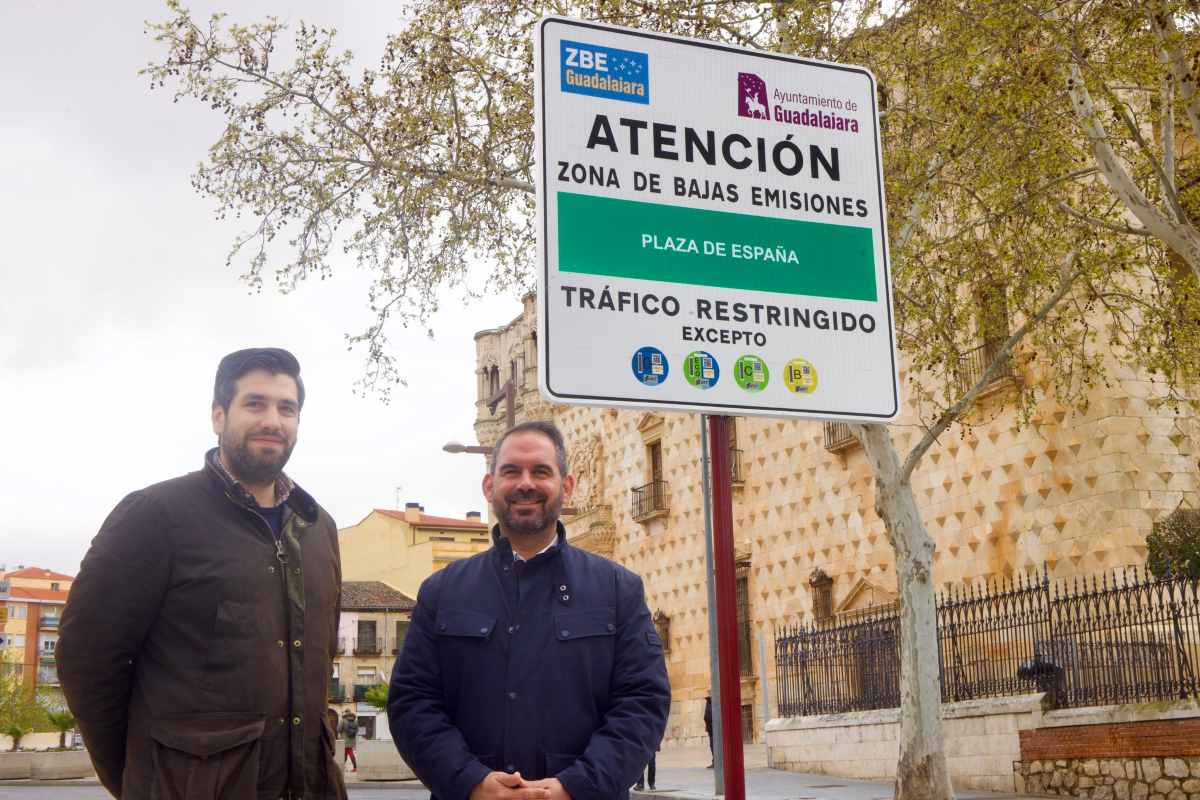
xmin=490 ymin=420 xmax=569 ymax=477
xmin=213 ymin=347 xmax=305 ymax=411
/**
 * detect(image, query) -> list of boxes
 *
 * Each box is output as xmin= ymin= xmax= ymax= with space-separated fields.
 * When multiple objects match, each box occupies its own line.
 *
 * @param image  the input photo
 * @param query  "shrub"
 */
xmin=1146 ymin=507 xmax=1200 ymax=580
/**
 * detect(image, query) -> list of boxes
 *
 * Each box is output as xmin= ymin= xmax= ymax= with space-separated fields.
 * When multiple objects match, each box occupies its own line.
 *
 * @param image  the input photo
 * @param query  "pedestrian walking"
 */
xmin=339 ymin=709 xmax=359 ymax=771
xmin=388 ymin=420 xmax=671 ymax=800
xmin=57 ymin=348 xmax=346 ymax=800
xmin=704 ymin=695 xmax=714 ymax=768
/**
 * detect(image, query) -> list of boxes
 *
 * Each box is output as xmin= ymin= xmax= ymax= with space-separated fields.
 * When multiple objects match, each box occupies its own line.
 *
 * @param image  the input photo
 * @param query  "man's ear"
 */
xmin=561 ymin=474 xmax=576 ymax=502
xmin=211 ymin=404 xmax=225 ymax=438
xmin=482 ymin=472 xmax=495 ymax=505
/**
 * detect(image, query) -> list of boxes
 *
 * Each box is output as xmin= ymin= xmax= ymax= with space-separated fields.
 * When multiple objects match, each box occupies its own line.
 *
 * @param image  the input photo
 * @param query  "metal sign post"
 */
xmin=699 ymin=415 xmax=724 ymax=792
xmin=708 ymin=414 xmax=744 ymax=800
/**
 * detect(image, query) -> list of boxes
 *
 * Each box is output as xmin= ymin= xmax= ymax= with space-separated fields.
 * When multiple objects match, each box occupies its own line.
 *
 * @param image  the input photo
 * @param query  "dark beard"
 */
xmin=495 ymin=489 xmax=562 ymax=537
xmin=222 ymin=436 xmax=294 ymax=487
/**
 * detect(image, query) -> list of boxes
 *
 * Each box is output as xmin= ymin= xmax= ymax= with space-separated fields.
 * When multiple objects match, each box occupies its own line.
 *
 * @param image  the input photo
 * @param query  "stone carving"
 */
xmin=568 ymin=435 xmax=605 ymax=513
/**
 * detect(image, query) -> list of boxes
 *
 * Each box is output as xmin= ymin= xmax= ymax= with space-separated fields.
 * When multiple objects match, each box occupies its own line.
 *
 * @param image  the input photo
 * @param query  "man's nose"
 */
xmin=260 ymin=407 xmax=284 ymax=431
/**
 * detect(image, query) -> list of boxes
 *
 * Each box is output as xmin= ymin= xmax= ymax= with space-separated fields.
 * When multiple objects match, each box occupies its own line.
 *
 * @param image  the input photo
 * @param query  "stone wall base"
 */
xmin=766 ymin=694 xmax=1047 ymax=794
xmin=1015 ymin=757 xmax=1200 ymax=799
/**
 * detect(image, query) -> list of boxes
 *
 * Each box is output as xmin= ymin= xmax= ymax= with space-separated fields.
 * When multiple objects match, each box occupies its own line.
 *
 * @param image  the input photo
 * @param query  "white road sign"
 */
xmin=535 ymin=17 xmax=899 ymax=420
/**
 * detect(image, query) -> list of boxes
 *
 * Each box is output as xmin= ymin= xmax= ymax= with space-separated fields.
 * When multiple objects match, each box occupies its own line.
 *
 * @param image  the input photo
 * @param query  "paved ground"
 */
xmin=0 ymin=743 xmax=1047 ymax=799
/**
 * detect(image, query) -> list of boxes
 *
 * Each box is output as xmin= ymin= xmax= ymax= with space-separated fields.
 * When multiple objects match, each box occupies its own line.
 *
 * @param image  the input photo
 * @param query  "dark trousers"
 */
xmin=636 ymin=754 xmax=656 ymax=788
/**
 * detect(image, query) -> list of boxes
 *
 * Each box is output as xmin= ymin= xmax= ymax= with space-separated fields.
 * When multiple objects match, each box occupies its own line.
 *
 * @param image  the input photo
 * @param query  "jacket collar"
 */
xmin=490 ymin=520 xmax=568 ymax=562
xmin=203 ymin=447 xmax=320 ymax=523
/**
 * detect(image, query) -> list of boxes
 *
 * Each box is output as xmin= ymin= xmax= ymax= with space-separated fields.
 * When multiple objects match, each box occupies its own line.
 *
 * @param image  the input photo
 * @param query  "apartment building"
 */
xmin=330 ymin=581 xmax=415 ymax=740
xmin=338 ymin=505 xmax=491 ymax=599
xmin=0 ymin=567 xmax=73 ymax=695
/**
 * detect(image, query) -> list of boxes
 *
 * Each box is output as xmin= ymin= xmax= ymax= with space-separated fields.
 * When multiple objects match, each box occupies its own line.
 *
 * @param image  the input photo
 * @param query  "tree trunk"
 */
xmin=857 ymin=423 xmax=954 ymax=800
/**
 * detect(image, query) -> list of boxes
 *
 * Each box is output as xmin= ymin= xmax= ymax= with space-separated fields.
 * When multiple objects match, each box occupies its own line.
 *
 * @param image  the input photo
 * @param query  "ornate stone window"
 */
xmin=810 ymin=568 xmax=834 ymax=623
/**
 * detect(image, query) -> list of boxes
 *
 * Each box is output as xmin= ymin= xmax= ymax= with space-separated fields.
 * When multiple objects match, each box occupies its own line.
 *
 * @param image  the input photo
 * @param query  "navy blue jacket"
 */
xmin=388 ymin=525 xmax=670 ymax=800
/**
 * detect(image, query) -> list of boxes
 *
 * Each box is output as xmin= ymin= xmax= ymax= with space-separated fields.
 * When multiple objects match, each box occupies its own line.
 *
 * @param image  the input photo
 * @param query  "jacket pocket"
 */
xmin=553 ymin=608 xmax=616 ymax=642
xmin=148 ymin=712 xmax=265 ymax=800
xmin=435 ymin=609 xmax=497 ymax=640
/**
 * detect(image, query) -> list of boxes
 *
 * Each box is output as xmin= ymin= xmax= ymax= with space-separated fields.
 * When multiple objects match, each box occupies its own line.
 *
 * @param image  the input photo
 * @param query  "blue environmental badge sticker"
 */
xmin=683 ymin=351 xmax=719 ymax=389
xmin=632 ymin=346 xmax=668 ymax=386
xmin=560 ymin=39 xmax=649 ymax=104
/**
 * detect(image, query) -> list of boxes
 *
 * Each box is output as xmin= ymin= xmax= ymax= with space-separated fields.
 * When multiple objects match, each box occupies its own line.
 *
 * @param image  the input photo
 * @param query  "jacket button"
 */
xmin=268 ymin=566 xmax=276 ymax=574
xmin=507 ymin=691 xmax=517 ymax=700
xmin=276 ymin=640 xmax=285 ymax=648
xmin=278 ymin=717 xmax=286 ymax=725
xmin=560 ymin=630 xmax=570 ymax=638
xmin=479 ymin=627 xmax=488 ymax=634
xmin=293 ymin=567 xmax=301 ymax=575
xmin=507 ymin=626 xmax=515 ymax=634
xmin=292 ymin=716 xmax=301 ymax=726
xmin=293 ymin=639 xmax=302 ymax=648
xmin=559 ymin=585 xmax=567 ymax=592
xmin=507 ymin=764 xmax=516 ymax=772
xmin=607 ymin=623 xmax=615 ymax=632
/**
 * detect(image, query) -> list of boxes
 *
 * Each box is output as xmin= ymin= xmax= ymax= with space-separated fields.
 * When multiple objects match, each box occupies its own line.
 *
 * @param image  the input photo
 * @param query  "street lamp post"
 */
xmin=442 ymin=377 xmax=517 ymax=456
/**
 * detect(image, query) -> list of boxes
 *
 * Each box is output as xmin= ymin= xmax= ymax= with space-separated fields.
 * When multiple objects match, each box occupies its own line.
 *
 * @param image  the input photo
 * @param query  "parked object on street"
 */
xmin=354 ymin=739 xmax=417 ymax=782
xmin=57 ymin=348 xmax=347 ymax=800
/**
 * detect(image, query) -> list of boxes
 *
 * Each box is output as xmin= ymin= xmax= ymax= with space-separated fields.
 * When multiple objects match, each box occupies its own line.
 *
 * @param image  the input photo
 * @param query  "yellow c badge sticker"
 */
xmin=783 ymin=358 xmax=818 ymax=394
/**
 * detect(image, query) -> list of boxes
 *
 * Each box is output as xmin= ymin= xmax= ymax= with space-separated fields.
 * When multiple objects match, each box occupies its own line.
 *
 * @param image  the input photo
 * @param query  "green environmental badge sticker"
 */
xmin=683 ymin=351 xmax=719 ymax=389
xmin=733 ymin=355 xmax=769 ymax=392
xmin=784 ymin=358 xmax=819 ymax=394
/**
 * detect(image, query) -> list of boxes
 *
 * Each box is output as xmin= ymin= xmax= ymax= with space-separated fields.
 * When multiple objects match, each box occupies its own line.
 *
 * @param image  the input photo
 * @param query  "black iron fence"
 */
xmin=631 ymin=480 xmax=669 ymax=520
xmin=776 ymin=566 xmax=1200 ymax=717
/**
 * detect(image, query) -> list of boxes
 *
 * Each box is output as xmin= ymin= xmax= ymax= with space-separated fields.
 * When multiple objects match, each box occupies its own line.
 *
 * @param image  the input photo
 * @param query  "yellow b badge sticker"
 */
xmin=783 ymin=358 xmax=818 ymax=394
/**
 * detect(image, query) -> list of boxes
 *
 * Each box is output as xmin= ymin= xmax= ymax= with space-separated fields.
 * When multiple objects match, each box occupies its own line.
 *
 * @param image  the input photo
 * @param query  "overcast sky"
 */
xmin=0 ymin=1 xmax=523 ymax=575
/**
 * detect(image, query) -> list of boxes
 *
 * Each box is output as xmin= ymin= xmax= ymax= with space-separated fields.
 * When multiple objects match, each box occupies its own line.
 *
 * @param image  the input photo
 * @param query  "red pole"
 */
xmin=707 ymin=414 xmax=744 ymax=800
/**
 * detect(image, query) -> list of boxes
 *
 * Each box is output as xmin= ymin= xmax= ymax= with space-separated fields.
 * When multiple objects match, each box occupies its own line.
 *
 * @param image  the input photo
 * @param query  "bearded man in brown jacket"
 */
xmin=57 ymin=348 xmax=347 ymax=800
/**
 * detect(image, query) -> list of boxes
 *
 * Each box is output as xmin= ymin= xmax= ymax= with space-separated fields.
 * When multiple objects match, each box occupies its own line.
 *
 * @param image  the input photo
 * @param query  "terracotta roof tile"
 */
xmin=340 ymin=581 xmax=415 ymax=611
xmin=4 ymin=567 xmax=74 ymax=581
xmin=374 ymin=509 xmax=488 ymax=530
xmin=8 ymin=587 xmax=69 ymax=603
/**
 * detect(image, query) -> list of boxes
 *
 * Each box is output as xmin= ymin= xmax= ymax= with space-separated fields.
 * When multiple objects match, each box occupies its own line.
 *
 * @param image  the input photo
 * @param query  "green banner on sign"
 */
xmin=556 ymin=191 xmax=877 ymax=301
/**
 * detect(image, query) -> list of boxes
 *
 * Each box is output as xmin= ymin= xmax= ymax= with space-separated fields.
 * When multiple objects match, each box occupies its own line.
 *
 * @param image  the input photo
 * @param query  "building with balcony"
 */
xmin=471 ymin=294 xmax=1200 ymax=748
xmin=330 ymin=581 xmax=415 ymax=741
xmin=338 ymin=506 xmax=491 ymax=600
xmin=0 ymin=567 xmax=73 ymax=696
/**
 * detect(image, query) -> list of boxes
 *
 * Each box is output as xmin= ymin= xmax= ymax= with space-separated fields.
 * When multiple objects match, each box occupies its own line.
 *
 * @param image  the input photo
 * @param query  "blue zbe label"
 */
xmin=560 ymin=39 xmax=649 ymax=104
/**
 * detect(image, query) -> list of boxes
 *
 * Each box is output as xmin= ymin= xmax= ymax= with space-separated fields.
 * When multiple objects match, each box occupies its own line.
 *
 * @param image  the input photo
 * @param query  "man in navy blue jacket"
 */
xmin=388 ymin=421 xmax=670 ymax=800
